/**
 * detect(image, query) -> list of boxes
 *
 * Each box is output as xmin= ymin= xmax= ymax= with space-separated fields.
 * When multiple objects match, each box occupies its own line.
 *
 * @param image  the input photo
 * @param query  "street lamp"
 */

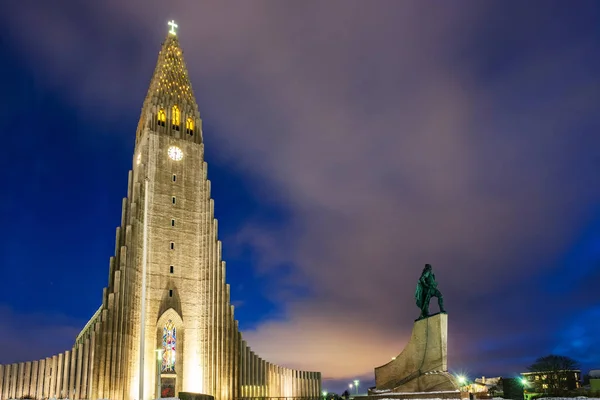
xmin=322 ymin=390 xmax=328 ymax=400
xmin=520 ymin=378 xmax=528 ymax=386
xmin=155 ymin=349 xmax=164 ymax=398
xmin=349 ymin=383 xmax=353 ymax=393
xmin=354 ymin=380 xmax=359 ymax=395
xmin=456 ymin=375 xmax=468 ymax=393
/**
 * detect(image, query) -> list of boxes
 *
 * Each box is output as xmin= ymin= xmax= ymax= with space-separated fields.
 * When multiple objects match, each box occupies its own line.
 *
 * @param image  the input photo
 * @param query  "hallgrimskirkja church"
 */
xmin=0 ymin=22 xmax=321 ymax=400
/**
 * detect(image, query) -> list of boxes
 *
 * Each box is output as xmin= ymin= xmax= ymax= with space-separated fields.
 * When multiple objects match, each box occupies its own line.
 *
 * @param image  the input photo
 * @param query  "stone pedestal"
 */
xmin=366 ymin=313 xmax=459 ymax=399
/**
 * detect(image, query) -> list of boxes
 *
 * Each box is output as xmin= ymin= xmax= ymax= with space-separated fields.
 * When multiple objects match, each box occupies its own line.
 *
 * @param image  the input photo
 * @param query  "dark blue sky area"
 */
xmin=1 ymin=0 xmax=600 ymax=392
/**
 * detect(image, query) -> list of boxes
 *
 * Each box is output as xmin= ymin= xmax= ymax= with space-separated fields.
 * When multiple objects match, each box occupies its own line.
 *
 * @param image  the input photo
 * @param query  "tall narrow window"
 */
xmin=169 ymin=289 xmax=173 ymax=297
xmin=170 ymin=266 xmax=174 ymax=274
xmin=157 ymin=109 xmax=166 ymax=127
xmin=172 ymin=105 xmax=181 ymax=131
xmin=172 ymin=174 xmax=177 ymax=182
xmin=170 ymin=242 xmax=174 ymax=250
xmin=171 ymin=219 xmax=175 ymax=227
xmin=172 ymin=196 xmax=176 ymax=204
xmin=186 ymin=117 xmax=194 ymax=135
xmin=161 ymin=320 xmax=176 ymax=373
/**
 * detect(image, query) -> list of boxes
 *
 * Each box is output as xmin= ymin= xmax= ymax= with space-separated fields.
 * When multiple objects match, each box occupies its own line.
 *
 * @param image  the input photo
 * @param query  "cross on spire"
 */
xmin=168 ymin=20 xmax=178 ymax=35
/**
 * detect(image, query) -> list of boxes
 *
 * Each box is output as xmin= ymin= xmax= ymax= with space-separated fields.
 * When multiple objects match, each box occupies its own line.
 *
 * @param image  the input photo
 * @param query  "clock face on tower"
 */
xmin=168 ymin=146 xmax=183 ymax=161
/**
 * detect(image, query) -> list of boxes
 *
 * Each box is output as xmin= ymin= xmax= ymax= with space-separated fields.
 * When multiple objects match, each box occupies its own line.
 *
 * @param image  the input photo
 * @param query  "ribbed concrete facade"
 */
xmin=0 ymin=27 xmax=321 ymax=400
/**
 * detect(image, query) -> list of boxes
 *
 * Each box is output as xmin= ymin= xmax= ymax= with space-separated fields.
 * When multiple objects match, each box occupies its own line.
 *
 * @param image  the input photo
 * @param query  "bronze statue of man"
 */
xmin=415 ymin=264 xmax=446 ymax=320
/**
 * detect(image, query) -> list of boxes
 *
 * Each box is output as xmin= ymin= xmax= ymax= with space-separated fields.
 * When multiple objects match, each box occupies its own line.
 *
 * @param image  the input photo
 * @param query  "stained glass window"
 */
xmin=161 ymin=320 xmax=176 ymax=373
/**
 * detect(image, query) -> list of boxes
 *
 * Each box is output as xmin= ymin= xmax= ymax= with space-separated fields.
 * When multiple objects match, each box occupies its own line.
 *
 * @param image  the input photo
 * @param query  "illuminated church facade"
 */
xmin=0 ymin=22 xmax=321 ymax=400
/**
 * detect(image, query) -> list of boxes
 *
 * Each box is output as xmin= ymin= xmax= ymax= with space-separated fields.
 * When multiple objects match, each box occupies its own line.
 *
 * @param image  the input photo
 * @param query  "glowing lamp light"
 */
xmin=457 ymin=375 xmax=467 ymax=384
xmin=349 ymin=384 xmax=353 ymax=389
xmin=520 ymin=378 xmax=528 ymax=385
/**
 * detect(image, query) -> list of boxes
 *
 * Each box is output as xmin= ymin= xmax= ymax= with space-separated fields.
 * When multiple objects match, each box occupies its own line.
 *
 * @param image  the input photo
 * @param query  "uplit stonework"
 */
xmin=360 ymin=314 xmax=459 ymax=400
xmin=0 ymin=26 xmax=321 ymax=400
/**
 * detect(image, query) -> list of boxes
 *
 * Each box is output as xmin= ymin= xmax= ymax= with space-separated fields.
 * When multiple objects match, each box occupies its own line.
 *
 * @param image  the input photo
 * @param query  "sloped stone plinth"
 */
xmin=368 ymin=313 xmax=459 ymax=397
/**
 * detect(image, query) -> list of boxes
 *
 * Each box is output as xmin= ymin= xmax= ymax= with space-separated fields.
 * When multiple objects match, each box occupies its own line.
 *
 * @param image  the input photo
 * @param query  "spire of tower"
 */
xmin=135 ymin=21 xmax=201 ymax=143
xmin=148 ymin=22 xmax=195 ymax=106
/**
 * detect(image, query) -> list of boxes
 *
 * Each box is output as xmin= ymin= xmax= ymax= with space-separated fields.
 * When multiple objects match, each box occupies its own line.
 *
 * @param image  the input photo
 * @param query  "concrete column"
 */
xmin=82 ymin=337 xmax=90 ymax=399
xmin=29 ymin=361 xmax=38 ymax=399
xmin=216 ymin=268 xmax=222 ymax=400
xmin=56 ymin=353 xmax=64 ymax=398
xmin=256 ymin=354 xmax=261 ymax=397
xmin=69 ymin=348 xmax=77 ymax=399
xmin=209 ymin=213 xmax=215 ymax=397
xmin=10 ymin=363 xmax=18 ymax=399
xmin=49 ymin=355 xmax=58 ymax=398
xmin=62 ymin=350 xmax=70 ymax=398
xmin=239 ymin=341 xmax=245 ymax=395
xmin=0 ymin=365 xmax=4 ymax=400
xmin=23 ymin=362 xmax=32 ymax=398
xmin=36 ymin=359 xmax=45 ymax=400
xmin=246 ymin=345 xmax=250 ymax=397
xmin=250 ymin=352 xmax=256 ymax=397
xmin=96 ymin=310 xmax=108 ymax=400
xmin=103 ymin=294 xmax=115 ymax=397
xmin=90 ymin=324 xmax=100 ymax=400
xmin=44 ymin=357 xmax=52 ymax=399
xmin=2 ymin=364 xmax=10 ymax=400
xmin=317 ymin=372 xmax=320 ymax=397
xmin=15 ymin=362 xmax=24 ymax=399
xmin=292 ymin=369 xmax=297 ymax=398
xmin=112 ymin=266 xmax=124 ymax=400
xmin=75 ymin=343 xmax=83 ymax=399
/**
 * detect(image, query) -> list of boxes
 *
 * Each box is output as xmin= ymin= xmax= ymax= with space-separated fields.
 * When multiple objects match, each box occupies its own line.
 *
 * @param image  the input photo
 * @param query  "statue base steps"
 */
xmin=356 ymin=389 xmax=462 ymax=400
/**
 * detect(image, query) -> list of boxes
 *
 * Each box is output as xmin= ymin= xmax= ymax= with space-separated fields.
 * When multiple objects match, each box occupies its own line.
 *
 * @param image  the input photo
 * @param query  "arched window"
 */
xmin=186 ymin=117 xmax=194 ymax=135
xmin=157 ymin=109 xmax=166 ymax=127
xmin=161 ymin=320 xmax=176 ymax=373
xmin=172 ymin=105 xmax=181 ymax=131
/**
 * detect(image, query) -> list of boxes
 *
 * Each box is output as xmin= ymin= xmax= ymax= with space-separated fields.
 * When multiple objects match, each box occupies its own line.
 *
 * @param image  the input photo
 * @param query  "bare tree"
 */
xmin=527 ymin=354 xmax=580 ymax=394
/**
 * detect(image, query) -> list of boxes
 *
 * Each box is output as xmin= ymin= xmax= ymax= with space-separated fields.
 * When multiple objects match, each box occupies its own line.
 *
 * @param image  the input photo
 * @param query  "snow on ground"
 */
xmin=535 ymin=398 xmax=600 ymax=400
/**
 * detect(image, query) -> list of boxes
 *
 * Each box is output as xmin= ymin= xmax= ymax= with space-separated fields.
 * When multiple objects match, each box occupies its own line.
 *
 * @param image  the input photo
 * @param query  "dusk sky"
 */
xmin=1 ymin=0 xmax=600 ymax=394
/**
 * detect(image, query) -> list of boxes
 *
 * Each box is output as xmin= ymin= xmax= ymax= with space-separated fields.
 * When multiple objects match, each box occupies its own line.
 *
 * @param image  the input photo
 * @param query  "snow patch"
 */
xmin=535 ymin=398 xmax=600 ymax=400
xmin=370 ymin=390 xmax=460 ymax=395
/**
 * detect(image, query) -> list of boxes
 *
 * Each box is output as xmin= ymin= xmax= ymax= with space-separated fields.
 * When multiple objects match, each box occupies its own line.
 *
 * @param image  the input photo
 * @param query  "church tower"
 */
xmin=0 ymin=22 xmax=321 ymax=400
